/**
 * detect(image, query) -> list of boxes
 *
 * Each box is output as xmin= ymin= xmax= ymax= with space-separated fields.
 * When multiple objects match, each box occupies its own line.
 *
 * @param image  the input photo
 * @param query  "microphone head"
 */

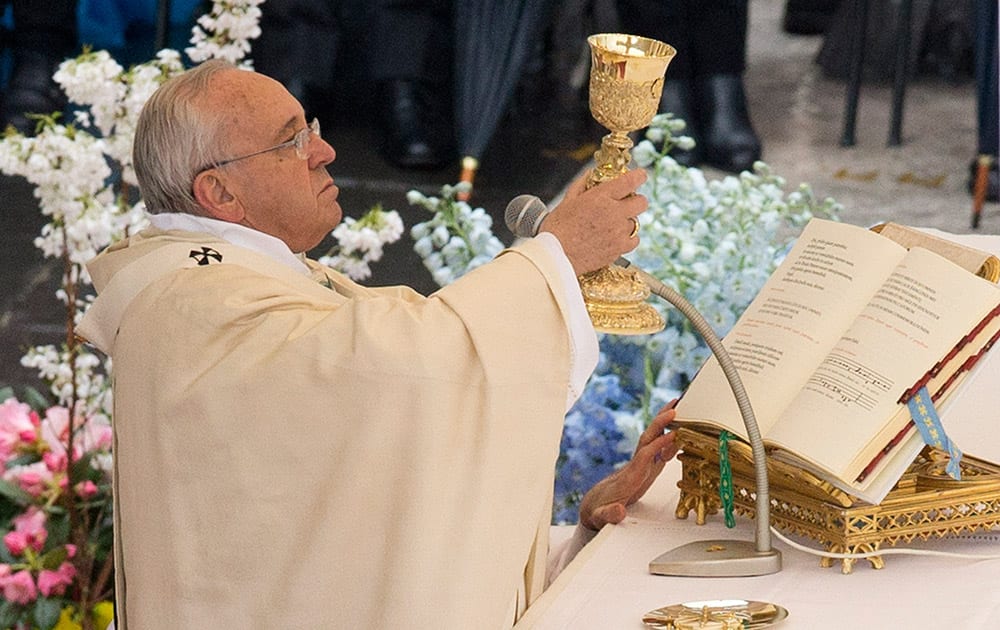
xmin=504 ymin=194 xmax=549 ymax=239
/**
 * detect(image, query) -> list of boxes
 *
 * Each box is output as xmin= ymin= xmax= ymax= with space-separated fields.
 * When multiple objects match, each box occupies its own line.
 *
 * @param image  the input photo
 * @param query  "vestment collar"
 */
xmin=147 ymin=213 xmax=311 ymax=276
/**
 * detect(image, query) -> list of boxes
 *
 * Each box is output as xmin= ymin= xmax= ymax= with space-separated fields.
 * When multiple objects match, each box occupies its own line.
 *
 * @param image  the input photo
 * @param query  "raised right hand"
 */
xmin=539 ymin=169 xmax=649 ymax=276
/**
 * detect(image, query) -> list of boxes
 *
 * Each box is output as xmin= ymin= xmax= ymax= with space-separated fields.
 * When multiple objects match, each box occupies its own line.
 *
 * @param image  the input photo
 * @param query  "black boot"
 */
xmin=657 ymin=78 xmax=702 ymax=167
xmin=782 ymin=0 xmax=844 ymax=36
xmin=0 ymin=50 xmax=68 ymax=135
xmin=694 ymin=74 xmax=762 ymax=174
xmin=377 ymin=80 xmax=455 ymax=170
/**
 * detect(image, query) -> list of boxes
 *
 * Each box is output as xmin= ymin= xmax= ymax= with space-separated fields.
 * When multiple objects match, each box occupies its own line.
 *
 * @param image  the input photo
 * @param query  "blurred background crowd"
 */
xmin=0 ymin=0 xmax=996 ymax=392
xmin=0 ymin=0 xmax=994 ymax=195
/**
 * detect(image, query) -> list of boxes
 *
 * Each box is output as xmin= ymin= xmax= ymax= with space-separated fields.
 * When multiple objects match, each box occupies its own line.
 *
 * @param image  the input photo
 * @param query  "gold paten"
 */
xmin=673 ymin=426 xmax=1000 ymax=574
xmin=644 ymin=599 xmax=788 ymax=629
xmin=580 ymin=34 xmax=675 ymax=335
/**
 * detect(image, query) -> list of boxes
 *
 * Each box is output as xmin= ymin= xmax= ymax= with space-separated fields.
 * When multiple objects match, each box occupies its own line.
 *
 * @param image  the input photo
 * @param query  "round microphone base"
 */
xmin=580 ymin=264 xmax=665 ymax=335
xmin=649 ymin=539 xmax=782 ymax=577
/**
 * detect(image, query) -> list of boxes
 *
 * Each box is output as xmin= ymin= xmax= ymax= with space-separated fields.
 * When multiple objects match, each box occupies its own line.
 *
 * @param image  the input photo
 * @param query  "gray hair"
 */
xmin=133 ymin=59 xmax=235 ymax=215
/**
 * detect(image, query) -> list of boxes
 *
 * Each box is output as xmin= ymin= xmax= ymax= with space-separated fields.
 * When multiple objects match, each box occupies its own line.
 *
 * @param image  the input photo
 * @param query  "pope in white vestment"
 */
xmin=79 ymin=222 xmax=596 ymax=628
xmin=77 ymin=59 xmax=656 ymax=629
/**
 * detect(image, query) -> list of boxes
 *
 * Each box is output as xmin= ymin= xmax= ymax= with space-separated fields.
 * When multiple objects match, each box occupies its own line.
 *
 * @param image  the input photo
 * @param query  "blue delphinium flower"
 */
xmin=554 ymin=373 xmax=638 ymax=524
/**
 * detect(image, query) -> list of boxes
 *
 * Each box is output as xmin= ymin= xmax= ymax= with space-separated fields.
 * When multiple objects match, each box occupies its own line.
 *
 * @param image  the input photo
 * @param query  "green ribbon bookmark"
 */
xmin=718 ymin=430 xmax=736 ymax=528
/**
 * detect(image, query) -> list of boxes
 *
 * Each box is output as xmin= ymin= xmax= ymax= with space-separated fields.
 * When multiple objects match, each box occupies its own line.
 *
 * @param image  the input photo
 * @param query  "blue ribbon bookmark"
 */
xmin=907 ymin=386 xmax=962 ymax=480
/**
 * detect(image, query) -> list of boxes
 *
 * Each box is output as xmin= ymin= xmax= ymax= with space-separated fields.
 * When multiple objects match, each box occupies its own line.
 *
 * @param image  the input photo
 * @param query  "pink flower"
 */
xmin=0 ymin=398 xmax=38 ymax=460
xmin=0 ymin=569 xmax=37 ymax=605
xmin=39 ymin=406 xmax=70 ymax=457
xmin=3 ymin=531 xmax=30 ymax=556
xmin=4 ymin=462 xmax=53 ymax=497
xmin=39 ymin=406 xmax=111 ymax=459
xmin=37 ymin=561 xmax=75 ymax=597
xmin=4 ymin=507 xmax=48 ymax=555
xmin=14 ymin=506 xmax=47 ymax=534
xmin=81 ymin=419 xmax=113 ymax=452
xmin=75 ymin=479 xmax=98 ymax=499
xmin=43 ymin=450 xmax=68 ymax=473
xmin=16 ymin=470 xmax=45 ymax=496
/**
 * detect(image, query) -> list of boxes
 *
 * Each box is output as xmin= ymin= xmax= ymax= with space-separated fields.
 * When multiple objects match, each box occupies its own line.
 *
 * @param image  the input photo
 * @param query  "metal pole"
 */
xmin=888 ymin=0 xmax=913 ymax=146
xmin=155 ymin=0 xmax=173 ymax=51
xmin=841 ymin=0 xmax=871 ymax=147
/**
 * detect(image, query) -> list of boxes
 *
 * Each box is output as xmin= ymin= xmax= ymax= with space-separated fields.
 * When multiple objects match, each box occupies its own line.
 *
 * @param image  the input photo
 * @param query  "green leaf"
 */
xmin=0 ymin=543 xmax=16 ymax=564
xmin=41 ymin=545 xmax=69 ymax=570
xmin=0 ymin=477 xmax=33 ymax=506
xmin=70 ymin=450 xmax=97 ymax=479
xmin=44 ymin=514 xmax=71 ymax=547
xmin=33 ymin=597 xmax=62 ymax=630
xmin=5 ymin=453 xmax=39 ymax=468
xmin=23 ymin=385 xmax=52 ymax=411
xmin=0 ymin=386 xmax=14 ymax=401
xmin=0 ymin=600 xmax=22 ymax=629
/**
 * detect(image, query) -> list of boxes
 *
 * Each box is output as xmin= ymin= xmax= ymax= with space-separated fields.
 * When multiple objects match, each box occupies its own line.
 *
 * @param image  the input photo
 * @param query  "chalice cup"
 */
xmin=582 ymin=33 xmax=675 ymax=335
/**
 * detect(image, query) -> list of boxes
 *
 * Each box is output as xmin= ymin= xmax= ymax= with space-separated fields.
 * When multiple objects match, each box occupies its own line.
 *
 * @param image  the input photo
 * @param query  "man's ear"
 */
xmin=192 ymin=169 xmax=244 ymax=222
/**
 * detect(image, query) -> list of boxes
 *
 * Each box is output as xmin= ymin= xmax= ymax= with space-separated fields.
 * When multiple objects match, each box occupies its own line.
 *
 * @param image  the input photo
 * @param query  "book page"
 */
xmin=877 ymin=223 xmax=1000 ymax=279
xmin=939 ymin=346 xmax=1000 ymax=466
xmin=924 ymin=231 xmax=1000 ymax=466
xmin=767 ymin=247 xmax=1000 ymax=480
xmin=675 ymin=219 xmax=907 ymax=439
xmin=771 ymin=426 xmax=925 ymax=504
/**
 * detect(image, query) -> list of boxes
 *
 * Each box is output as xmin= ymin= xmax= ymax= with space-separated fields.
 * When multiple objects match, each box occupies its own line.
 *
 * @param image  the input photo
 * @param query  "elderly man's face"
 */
xmin=207 ymin=69 xmax=341 ymax=252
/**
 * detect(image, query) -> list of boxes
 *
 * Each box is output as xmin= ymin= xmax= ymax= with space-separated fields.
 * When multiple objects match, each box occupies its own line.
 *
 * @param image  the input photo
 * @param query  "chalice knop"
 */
xmin=582 ymin=33 xmax=675 ymax=335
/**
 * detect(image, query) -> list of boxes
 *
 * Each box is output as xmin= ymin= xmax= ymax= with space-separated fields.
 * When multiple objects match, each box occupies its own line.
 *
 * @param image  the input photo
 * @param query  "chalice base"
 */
xmin=580 ymin=264 xmax=665 ymax=335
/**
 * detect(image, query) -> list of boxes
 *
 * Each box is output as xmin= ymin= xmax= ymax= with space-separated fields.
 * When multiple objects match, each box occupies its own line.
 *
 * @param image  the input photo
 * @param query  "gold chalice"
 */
xmin=581 ymin=33 xmax=675 ymax=335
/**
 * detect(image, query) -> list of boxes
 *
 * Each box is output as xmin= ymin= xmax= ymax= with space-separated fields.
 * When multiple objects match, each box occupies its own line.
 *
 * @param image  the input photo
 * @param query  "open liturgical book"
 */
xmin=674 ymin=218 xmax=1000 ymax=504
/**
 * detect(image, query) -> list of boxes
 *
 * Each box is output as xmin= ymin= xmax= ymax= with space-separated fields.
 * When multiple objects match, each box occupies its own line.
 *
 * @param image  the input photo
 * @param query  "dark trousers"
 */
xmin=253 ymin=0 xmax=342 ymax=96
xmin=616 ymin=0 xmax=749 ymax=78
xmin=253 ymin=0 xmax=452 ymax=95
xmin=974 ymin=0 xmax=998 ymax=156
xmin=5 ymin=0 xmax=77 ymax=55
xmin=368 ymin=0 xmax=452 ymax=84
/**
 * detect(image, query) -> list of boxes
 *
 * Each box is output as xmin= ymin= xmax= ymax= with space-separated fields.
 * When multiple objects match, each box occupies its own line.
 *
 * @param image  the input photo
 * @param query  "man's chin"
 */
xmin=326 ymin=204 xmax=343 ymax=228
xmin=316 ymin=195 xmax=340 ymax=217
xmin=313 ymin=205 xmax=343 ymax=243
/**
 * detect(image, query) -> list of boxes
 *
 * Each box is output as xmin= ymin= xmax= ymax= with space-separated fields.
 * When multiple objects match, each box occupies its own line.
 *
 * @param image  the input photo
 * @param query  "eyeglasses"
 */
xmin=213 ymin=118 xmax=321 ymax=167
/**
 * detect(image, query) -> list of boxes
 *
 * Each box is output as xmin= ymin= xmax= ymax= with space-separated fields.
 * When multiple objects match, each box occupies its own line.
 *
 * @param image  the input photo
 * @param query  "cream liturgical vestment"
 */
xmin=77 ymin=224 xmax=595 ymax=629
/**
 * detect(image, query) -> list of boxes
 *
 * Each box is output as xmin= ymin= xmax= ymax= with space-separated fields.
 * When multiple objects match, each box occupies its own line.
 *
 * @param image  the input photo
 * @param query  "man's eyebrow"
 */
xmin=274 ymin=115 xmax=300 ymax=141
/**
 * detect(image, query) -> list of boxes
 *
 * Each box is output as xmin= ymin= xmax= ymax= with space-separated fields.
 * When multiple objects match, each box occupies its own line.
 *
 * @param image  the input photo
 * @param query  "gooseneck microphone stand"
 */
xmin=619 ymin=261 xmax=781 ymax=576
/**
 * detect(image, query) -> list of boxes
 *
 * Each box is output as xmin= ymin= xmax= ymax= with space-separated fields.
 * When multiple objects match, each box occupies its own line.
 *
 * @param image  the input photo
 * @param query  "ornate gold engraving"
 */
xmin=586 ymin=33 xmax=676 ymax=187
xmin=580 ymin=265 xmax=664 ymax=335
xmin=673 ymin=427 xmax=1000 ymax=574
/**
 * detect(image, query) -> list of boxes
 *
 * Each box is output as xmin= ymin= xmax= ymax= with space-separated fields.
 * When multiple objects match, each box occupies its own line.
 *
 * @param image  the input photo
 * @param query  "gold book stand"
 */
xmin=672 ymin=426 xmax=1000 ymax=573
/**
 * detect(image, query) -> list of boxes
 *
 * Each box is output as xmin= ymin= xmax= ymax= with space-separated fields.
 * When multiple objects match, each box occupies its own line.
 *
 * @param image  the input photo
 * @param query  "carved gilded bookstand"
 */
xmin=673 ymin=426 xmax=1000 ymax=573
xmin=672 ymin=225 xmax=1000 ymax=573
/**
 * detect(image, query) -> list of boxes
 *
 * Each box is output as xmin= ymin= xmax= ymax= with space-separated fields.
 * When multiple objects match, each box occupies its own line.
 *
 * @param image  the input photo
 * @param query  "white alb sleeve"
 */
xmin=523 ymin=232 xmax=599 ymax=411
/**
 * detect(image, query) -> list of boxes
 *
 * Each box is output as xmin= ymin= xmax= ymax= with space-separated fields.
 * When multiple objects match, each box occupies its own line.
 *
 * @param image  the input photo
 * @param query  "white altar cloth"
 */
xmin=518 ymin=459 xmax=1000 ymax=629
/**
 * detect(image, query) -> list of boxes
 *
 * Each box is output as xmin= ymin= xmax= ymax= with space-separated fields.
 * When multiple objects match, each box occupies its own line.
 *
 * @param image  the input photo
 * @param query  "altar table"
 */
xmin=516 ymin=459 xmax=1000 ymax=629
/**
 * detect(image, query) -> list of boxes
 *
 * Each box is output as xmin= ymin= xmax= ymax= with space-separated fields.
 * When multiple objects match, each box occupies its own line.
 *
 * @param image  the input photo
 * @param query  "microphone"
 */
xmin=505 ymin=194 xmax=550 ymax=238
xmin=508 ymin=193 xmax=637 ymax=269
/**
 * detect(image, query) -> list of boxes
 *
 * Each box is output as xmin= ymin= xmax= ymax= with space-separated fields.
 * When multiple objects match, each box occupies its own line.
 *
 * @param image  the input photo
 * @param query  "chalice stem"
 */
xmin=588 ymin=132 xmax=635 ymax=188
